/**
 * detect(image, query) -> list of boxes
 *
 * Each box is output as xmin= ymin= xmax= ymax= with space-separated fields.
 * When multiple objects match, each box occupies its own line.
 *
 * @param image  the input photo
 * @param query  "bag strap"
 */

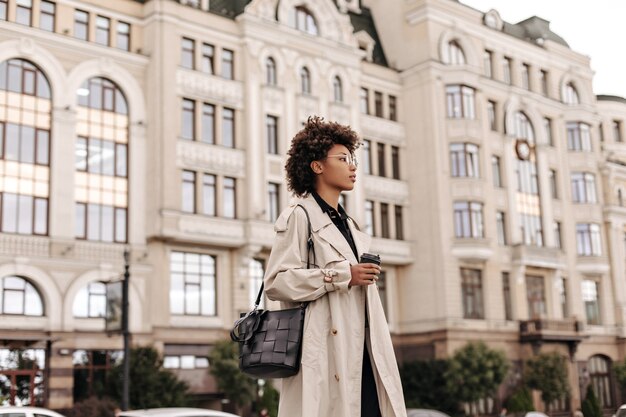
xmin=253 ymin=204 xmax=314 ymax=309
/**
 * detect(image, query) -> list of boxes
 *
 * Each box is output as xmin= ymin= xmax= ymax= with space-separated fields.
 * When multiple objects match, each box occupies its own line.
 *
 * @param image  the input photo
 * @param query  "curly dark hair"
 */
xmin=285 ymin=116 xmax=360 ymax=197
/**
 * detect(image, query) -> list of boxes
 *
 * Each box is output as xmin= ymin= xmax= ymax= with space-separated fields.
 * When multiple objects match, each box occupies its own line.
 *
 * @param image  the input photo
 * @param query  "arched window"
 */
xmin=447 ymin=40 xmax=466 ymax=65
xmin=75 ymin=77 xmax=129 ymax=243
xmin=588 ymin=355 xmax=614 ymax=409
xmin=0 ymin=276 xmax=44 ymax=316
xmin=265 ymin=57 xmax=277 ymax=86
xmin=513 ymin=112 xmax=543 ymax=247
xmin=289 ymin=6 xmax=318 ymax=36
xmin=72 ymin=281 xmax=106 ymax=318
xmin=300 ymin=67 xmax=311 ymax=94
xmin=564 ymin=82 xmax=580 ymax=105
xmin=333 ymin=76 xmax=343 ymax=102
xmin=0 ymin=59 xmax=52 ymax=236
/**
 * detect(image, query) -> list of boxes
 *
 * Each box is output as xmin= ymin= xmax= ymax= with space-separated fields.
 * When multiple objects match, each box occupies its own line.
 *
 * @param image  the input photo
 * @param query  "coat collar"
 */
xmin=296 ymin=195 xmax=371 ymax=264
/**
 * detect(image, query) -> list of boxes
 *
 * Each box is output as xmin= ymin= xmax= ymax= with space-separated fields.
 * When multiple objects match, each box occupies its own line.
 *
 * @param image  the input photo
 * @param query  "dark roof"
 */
xmin=348 ymin=6 xmax=388 ymax=67
xmin=597 ymin=95 xmax=626 ymax=105
xmin=208 ymin=0 xmax=250 ymax=18
xmin=503 ymin=16 xmax=569 ymax=48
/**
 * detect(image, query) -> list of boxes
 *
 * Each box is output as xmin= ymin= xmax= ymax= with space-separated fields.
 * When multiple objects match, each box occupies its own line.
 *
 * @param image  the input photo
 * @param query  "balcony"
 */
xmin=511 ymin=244 xmax=564 ymax=269
xmin=519 ymin=318 xmax=587 ymax=356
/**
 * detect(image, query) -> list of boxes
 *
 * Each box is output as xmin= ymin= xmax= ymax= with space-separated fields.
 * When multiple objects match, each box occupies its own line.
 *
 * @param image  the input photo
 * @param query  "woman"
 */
xmin=264 ymin=117 xmax=407 ymax=417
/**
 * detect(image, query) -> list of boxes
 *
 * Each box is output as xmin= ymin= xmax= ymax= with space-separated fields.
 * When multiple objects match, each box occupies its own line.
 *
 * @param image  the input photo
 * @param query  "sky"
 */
xmin=460 ymin=0 xmax=626 ymax=99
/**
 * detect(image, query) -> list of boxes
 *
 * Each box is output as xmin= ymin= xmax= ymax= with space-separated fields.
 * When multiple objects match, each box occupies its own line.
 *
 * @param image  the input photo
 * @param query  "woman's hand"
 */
xmin=349 ymin=263 xmax=381 ymax=287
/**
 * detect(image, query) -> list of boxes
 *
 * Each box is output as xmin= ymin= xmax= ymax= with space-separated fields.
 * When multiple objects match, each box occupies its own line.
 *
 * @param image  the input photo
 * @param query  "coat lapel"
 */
xmin=298 ymin=195 xmax=360 ymax=265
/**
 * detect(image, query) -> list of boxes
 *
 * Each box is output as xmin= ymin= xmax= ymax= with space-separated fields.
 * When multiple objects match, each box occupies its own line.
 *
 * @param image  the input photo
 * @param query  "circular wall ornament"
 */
xmin=515 ymin=139 xmax=531 ymax=160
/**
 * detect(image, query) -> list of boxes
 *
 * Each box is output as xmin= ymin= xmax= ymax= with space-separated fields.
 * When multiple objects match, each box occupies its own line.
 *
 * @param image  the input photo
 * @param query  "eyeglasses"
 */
xmin=326 ymin=153 xmax=358 ymax=167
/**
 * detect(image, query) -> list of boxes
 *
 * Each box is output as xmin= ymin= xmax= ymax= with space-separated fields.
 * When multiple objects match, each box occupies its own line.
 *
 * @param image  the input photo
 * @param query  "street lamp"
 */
xmin=122 ymin=248 xmax=130 ymax=411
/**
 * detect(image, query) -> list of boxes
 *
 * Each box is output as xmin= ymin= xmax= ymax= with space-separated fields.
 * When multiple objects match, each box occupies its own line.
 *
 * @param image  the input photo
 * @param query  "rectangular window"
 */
xmin=74 ymin=10 xmax=89 ymax=40
xmin=554 ymin=221 xmax=562 ymax=249
xmin=540 ymin=70 xmax=549 ymax=95
xmin=377 ymin=143 xmax=386 ymax=177
xmin=544 ymin=117 xmax=553 ymax=146
xmin=362 ymin=139 xmax=372 ymax=175
xmin=576 ymin=223 xmax=602 ymax=256
xmin=526 ymin=275 xmax=546 ymax=319
xmin=450 ymin=143 xmax=480 ymax=178
xmin=461 ymin=268 xmax=484 ymax=319
xmin=182 ymin=170 xmax=195 ymax=213
xmin=39 ymin=1 xmax=55 ymax=31
xmin=95 ymin=16 xmax=110 ymax=46
xmin=1 ymin=193 xmax=47 ymax=236
xmin=181 ymin=38 xmax=195 ymax=69
xmin=558 ymin=277 xmax=568 ymax=318
xmin=484 ymin=50 xmax=493 ymax=78
xmin=268 ymin=182 xmax=280 ymax=222
xmin=487 ymin=100 xmax=496 ymax=131
xmin=496 ymin=211 xmax=506 ymax=245
xmin=223 ymin=177 xmax=236 ymax=218
xmin=389 ymin=95 xmax=397 ymax=121
xmin=520 ymin=213 xmax=543 ymax=247
xmin=360 ymin=88 xmax=369 ymax=114
xmin=266 ymin=115 xmax=278 ymax=154
xmin=454 ymin=201 xmax=484 ymax=239
xmin=571 ymin=172 xmax=597 ymax=203
xmin=521 ymin=63 xmax=530 ymax=90
xmin=76 ymin=203 xmax=86 ymax=238
xmin=502 ymin=272 xmax=512 ymax=321
xmin=202 ymin=174 xmax=216 ymax=216
xmin=380 ymin=203 xmax=389 ymax=238
xmin=181 ymin=99 xmax=195 ymax=140
xmin=395 ymin=205 xmax=404 ymax=240
xmin=222 ymin=108 xmax=235 ymax=148
xmin=503 ymin=57 xmax=512 ymax=85
xmin=365 ymin=200 xmax=374 ymax=236
xmin=567 ymin=122 xmax=592 ymax=151
xmin=221 ymin=49 xmax=234 ymax=80
xmin=0 ymin=0 xmax=6 ymax=20
xmin=201 ymin=43 xmax=214 ymax=74
xmin=491 ymin=155 xmax=502 ymax=187
xmin=446 ymin=85 xmax=475 ymax=119
xmin=169 ymin=252 xmax=217 ymax=316
xmin=116 ymin=21 xmax=130 ymax=51
xmin=201 ymin=103 xmax=215 ymax=144
xmin=374 ymin=91 xmax=383 ymax=117
xmin=16 ymin=0 xmax=32 ymax=26
xmin=549 ymin=169 xmax=558 ymax=199
xmin=614 ymin=120 xmax=622 ymax=142
xmin=391 ymin=146 xmax=400 ymax=180
xmin=582 ymin=279 xmax=601 ymax=325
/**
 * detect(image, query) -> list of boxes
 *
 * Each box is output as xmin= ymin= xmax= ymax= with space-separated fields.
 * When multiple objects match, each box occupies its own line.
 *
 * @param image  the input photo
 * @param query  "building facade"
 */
xmin=0 ymin=0 xmax=625 ymax=413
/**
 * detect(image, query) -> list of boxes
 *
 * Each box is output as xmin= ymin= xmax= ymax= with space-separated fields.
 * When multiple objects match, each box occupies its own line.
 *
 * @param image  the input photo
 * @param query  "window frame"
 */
xmin=39 ymin=0 xmax=55 ymax=32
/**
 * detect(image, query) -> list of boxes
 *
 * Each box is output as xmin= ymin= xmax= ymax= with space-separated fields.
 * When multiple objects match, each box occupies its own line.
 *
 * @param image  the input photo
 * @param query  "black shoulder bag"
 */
xmin=230 ymin=204 xmax=315 ymax=379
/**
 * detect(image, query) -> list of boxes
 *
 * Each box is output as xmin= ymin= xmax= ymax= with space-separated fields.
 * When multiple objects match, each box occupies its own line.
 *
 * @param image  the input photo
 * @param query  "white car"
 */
xmin=407 ymin=409 xmax=452 ymax=417
xmin=118 ymin=408 xmax=241 ymax=417
xmin=0 ymin=407 xmax=67 ymax=417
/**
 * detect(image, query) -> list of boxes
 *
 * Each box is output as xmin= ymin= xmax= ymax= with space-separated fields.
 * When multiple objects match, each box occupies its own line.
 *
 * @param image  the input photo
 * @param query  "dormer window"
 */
xmin=563 ymin=82 xmax=580 ymax=105
xmin=289 ymin=6 xmax=318 ymax=36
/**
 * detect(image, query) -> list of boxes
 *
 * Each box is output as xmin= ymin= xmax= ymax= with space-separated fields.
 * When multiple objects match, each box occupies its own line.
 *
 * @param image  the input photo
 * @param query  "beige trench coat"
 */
xmin=264 ymin=195 xmax=407 ymax=417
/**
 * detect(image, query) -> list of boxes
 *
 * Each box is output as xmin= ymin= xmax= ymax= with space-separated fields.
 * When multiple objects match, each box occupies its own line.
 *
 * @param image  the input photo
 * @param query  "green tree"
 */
xmin=208 ymin=340 xmax=257 ymax=408
xmin=523 ymin=352 xmax=569 ymax=406
xmin=613 ymin=359 xmax=626 ymax=391
xmin=399 ymin=359 xmax=458 ymax=414
xmin=504 ymin=386 xmax=534 ymax=413
xmin=445 ymin=342 xmax=509 ymax=416
xmin=258 ymin=381 xmax=280 ymax=417
xmin=106 ymin=346 xmax=189 ymax=409
xmin=581 ymin=386 xmax=602 ymax=417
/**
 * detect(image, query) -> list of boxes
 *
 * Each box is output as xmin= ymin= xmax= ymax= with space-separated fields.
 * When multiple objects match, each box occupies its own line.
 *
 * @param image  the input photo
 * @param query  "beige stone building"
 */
xmin=0 ymin=0 xmax=625 ymax=413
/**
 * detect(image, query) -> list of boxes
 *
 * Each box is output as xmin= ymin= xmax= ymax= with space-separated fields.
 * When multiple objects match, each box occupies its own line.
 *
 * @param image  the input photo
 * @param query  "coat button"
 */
xmin=331 ymin=328 xmax=338 ymax=335
xmin=334 ymin=374 xmax=340 ymax=381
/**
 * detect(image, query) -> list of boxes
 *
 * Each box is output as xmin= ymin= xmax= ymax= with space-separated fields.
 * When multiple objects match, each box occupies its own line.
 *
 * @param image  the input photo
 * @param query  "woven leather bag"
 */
xmin=230 ymin=204 xmax=315 ymax=379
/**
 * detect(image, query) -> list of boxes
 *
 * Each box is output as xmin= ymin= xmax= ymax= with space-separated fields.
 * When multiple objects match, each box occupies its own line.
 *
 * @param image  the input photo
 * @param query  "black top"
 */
xmin=311 ymin=191 xmax=359 ymax=260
